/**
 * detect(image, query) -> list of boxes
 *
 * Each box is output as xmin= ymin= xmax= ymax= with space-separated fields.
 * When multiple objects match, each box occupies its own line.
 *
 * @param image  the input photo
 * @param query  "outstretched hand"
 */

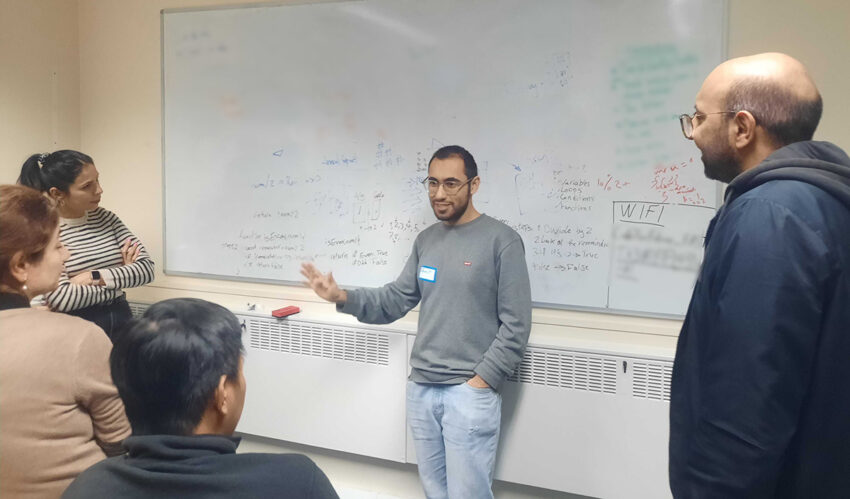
xmin=300 ymin=262 xmax=347 ymax=304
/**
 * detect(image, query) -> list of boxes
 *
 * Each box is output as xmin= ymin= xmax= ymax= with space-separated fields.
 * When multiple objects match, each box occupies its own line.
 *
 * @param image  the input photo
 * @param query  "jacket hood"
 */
xmin=725 ymin=141 xmax=850 ymax=208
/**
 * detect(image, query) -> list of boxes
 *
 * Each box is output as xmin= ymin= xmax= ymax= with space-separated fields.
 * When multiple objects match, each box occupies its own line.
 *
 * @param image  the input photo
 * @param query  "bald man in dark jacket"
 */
xmin=670 ymin=53 xmax=850 ymax=498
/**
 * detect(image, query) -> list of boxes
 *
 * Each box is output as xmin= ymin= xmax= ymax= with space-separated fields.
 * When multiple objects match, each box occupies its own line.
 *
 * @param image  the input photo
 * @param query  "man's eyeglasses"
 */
xmin=679 ymin=111 xmax=737 ymax=139
xmin=422 ymin=177 xmax=475 ymax=195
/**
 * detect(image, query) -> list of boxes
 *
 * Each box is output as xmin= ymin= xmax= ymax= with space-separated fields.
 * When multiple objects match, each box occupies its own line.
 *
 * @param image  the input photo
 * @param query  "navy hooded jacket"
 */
xmin=669 ymin=141 xmax=850 ymax=498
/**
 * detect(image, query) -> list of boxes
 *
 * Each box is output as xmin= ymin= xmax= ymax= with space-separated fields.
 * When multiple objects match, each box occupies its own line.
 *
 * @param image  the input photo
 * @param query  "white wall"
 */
xmin=3 ymin=0 xmax=849 ymax=497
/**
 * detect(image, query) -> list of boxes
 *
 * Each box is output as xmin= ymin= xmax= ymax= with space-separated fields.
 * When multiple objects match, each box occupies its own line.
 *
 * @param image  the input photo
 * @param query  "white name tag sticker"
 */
xmin=418 ymin=266 xmax=437 ymax=282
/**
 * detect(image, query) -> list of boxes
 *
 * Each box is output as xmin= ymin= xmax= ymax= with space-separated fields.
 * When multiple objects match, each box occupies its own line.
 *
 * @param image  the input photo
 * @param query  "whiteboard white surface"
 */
xmin=162 ymin=0 xmax=724 ymax=316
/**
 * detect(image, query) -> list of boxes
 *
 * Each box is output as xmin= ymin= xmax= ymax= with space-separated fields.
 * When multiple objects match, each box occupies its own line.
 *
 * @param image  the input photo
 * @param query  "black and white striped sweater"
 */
xmin=45 ymin=207 xmax=154 ymax=312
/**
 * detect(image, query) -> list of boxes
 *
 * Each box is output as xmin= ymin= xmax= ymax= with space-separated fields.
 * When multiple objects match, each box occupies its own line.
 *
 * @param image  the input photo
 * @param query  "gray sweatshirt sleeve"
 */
xmin=337 ymin=241 xmax=422 ymax=324
xmin=474 ymin=238 xmax=532 ymax=390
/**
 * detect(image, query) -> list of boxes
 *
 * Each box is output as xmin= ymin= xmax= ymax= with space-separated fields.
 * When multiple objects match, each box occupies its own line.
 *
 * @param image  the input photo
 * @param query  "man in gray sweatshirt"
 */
xmin=302 ymin=145 xmax=532 ymax=499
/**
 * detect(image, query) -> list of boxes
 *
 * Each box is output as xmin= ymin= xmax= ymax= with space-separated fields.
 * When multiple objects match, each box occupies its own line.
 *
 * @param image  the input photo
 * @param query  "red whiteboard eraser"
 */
xmin=272 ymin=305 xmax=300 ymax=318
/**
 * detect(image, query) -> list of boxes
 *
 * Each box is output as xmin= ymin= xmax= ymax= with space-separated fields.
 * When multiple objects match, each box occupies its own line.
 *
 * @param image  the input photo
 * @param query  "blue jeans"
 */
xmin=406 ymin=380 xmax=502 ymax=499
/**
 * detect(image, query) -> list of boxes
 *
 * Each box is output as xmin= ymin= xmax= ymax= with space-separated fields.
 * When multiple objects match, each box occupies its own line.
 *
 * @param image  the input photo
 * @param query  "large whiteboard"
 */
xmin=163 ymin=0 xmax=724 ymax=316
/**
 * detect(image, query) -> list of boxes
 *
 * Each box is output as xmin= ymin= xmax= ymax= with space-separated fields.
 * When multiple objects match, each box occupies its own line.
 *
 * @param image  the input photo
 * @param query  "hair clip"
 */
xmin=37 ymin=153 xmax=48 ymax=169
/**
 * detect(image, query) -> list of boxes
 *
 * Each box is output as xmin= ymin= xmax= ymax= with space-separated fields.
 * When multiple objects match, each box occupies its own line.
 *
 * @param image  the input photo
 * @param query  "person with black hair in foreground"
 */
xmin=63 ymin=298 xmax=339 ymax=499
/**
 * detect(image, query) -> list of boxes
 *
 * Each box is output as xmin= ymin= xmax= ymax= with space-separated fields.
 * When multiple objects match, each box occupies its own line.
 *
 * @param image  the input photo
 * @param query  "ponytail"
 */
xmin=18 ymin=154 xmax=48 ymax=191
xmin=16 ymin=150 xmax=93 ymax=194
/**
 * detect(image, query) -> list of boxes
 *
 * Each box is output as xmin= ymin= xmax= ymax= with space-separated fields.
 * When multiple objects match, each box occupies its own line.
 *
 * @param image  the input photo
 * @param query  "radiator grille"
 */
xmin=128 ymin=302 xmax=671 ymax=397
xmin=246 ymin=317 xmax=390 ymax=366
xmin=632 ymin=361 xmax=672 ymax=401
xmin=508 ymin=347 xmax=618 ymax=394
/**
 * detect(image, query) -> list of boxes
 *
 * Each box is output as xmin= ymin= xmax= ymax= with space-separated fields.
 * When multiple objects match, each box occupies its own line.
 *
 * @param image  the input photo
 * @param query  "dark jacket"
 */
xmin=669 ymin=141 xmax=850 ymax=498
xmin=62 ymin=434 xmax=339 ymax=499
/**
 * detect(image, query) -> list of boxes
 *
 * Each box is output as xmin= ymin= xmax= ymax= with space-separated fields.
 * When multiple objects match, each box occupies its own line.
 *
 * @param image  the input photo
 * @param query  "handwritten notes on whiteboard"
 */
xmin=163 ymin=0 xmax=725 ymax=316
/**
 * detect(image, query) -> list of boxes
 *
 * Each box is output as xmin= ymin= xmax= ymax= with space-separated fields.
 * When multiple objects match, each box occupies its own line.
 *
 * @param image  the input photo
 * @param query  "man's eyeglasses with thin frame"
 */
xmin=679 ymin=111 xmax=737 ymax=139
xmin=422 ymin=177 xmax=475 ymax=195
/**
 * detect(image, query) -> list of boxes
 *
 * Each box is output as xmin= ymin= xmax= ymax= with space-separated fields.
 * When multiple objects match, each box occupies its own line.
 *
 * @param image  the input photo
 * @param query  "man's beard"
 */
xmin=701 ymin=139 xmax=742 ymax=184
xmin=432 ymin=196 xmax=469 ymax=223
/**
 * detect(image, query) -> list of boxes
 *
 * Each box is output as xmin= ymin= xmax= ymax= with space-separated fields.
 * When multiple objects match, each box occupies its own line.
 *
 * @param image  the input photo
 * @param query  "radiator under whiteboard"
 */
xmin=492 ymin=349 xmax=672 ymax=498
xmin=129 ymin=303 xmax=673 ymax=498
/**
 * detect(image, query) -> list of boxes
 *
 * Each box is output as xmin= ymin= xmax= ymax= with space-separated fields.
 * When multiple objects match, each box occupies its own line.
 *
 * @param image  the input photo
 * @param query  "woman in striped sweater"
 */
xmin=19 ymin=150 xmax=154 ymax=339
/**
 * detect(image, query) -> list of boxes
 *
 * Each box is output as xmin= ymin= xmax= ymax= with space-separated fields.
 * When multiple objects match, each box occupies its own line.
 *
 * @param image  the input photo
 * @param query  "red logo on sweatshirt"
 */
xmin=464 ymin=261 xmax=472 ymax=266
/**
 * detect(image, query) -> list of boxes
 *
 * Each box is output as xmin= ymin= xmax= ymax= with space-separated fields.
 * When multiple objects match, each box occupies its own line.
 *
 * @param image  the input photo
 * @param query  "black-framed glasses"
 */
xmin=422 ymin=177 xmax=475 ymax=195
xmin=679 ymin=111 xmax=737 ymax=139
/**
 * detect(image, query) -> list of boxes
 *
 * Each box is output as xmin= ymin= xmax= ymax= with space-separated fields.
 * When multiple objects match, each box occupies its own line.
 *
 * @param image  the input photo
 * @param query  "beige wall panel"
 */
xmin=0 ymin=0 xmax=81 ymax=182
xmin=727 ymin=0 xmax=850 ymax=144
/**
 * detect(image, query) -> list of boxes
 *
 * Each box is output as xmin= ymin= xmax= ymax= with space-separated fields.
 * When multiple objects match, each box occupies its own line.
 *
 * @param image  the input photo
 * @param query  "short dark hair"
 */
xmin=18 ymin=149 xmax=94 ymax=193
xmin=725 ymin=77 xmax=823 ymax=146
xmin=110 ymin=298 xmax=244 ymax=436
xmin=429 ymin=145 xmax=478 ymax=180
